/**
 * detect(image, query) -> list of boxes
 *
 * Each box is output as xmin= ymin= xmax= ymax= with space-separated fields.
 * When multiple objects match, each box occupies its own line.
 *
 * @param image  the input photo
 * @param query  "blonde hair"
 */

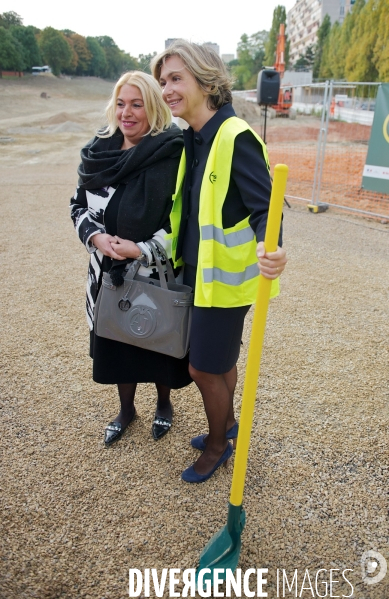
xmin=98 ymin=71 xmax=172 ymax=138
xmin=151 ymin=40 xmax=233 ymax=111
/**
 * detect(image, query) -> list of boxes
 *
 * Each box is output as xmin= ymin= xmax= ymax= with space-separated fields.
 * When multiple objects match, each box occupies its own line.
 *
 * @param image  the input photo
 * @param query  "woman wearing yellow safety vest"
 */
xmin=152 ymin=40 xmax=287 ymax=483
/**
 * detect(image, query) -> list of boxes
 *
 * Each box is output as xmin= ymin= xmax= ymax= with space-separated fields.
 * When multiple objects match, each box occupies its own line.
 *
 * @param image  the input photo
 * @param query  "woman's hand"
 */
xmin=91 ymin=233 xmax=124 ymax=260
xmin=109 ymin=236 xmax=142 ymax=259
xmin=256 ymin=242 xmax=287 ymax=280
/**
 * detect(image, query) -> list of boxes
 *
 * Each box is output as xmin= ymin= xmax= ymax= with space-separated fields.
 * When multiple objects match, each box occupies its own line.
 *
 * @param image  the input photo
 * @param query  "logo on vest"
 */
xmin=209 ymin=171 xmax=217 ymax=184
xmin=127 ymin=306 xmax=157 ymax=338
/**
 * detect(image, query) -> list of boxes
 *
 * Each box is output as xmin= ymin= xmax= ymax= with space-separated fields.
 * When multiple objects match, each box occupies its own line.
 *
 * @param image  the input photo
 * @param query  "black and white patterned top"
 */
xmin=70 ymin=184 xmax=170 ymax=330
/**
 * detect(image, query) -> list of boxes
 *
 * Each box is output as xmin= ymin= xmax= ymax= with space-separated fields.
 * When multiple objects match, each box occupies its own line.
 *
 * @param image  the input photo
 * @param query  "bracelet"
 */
xmin=135 ymin=244 xmax=148 ymax=266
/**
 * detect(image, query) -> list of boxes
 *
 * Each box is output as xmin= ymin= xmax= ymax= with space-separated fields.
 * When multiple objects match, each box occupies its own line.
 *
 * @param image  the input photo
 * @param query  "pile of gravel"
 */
xmin=1 ymin=162 xmax=388 ymax=598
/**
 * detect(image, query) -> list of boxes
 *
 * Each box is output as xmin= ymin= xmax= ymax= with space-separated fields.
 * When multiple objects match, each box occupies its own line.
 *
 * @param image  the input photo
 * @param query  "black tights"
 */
xmin=187 ymin=363 xmax=238 ymax=475
xmin=114 ymin=383 xmax=171 ymax=427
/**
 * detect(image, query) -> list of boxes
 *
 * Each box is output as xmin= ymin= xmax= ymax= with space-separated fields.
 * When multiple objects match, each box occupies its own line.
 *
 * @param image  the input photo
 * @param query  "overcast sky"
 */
xmin=3 ymin=0 xmax=296 ymax=58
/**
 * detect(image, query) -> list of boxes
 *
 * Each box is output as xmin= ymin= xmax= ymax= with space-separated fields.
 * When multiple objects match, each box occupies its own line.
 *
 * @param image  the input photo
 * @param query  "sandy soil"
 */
xmin=1 ymin=76 xmax=388 ymax=599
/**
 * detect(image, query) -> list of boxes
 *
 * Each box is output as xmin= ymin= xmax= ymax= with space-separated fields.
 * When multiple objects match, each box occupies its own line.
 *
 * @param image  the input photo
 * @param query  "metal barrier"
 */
xmin=234 ymin=82 xmax=389 ymax=220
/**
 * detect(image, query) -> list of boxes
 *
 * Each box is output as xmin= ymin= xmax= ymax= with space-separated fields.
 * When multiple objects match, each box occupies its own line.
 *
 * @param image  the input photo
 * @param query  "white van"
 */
xmin=32 ymin=66 xmax=51 ymax=75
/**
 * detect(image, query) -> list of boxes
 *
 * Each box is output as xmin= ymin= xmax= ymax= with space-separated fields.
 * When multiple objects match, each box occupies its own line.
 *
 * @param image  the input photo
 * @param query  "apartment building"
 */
xmin=204 ymin=42 xmax=220 ymax=55
xmin=287 ymin=0 xmax=353 ymax=64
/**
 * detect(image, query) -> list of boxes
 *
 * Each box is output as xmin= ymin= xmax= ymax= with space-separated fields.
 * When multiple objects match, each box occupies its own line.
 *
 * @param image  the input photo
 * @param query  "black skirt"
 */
xmin=90 ymin=331 xmax=192 ymax=388
xmin=89 ymin=190 xmax=192 ymax=389
xmin=183 ymin=265 xmax=251 ymax=374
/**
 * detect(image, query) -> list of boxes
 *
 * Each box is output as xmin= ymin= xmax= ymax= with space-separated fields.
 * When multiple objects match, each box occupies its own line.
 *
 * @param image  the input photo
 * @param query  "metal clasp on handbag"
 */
xmin=118 ymin=260 xmax=141 ymax=311
xmin=173 ymin=298 xmax=193 ymax=307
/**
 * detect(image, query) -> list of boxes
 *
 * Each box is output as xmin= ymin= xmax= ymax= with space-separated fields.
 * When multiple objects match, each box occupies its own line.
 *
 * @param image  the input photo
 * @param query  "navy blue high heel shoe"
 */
xmin=190 ymin=422 xmax=239 ymax=452
xmin=181 ymin=442 xmax=233 ymax=483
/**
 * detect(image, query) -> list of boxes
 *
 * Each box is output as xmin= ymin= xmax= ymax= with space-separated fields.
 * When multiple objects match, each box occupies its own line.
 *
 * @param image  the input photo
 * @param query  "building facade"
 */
xmin=222 ymin=53 xmax=235 ymax=63
xmin=287 ymin=0 xmax=353 ymax=65
xmin=204 ymin=42 xmax=220 ymax=55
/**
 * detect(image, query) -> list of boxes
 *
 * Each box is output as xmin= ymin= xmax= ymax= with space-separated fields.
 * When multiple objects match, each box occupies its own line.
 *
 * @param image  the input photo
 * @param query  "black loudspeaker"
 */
xmin=256 ymin=69 xmax=281 ymax=105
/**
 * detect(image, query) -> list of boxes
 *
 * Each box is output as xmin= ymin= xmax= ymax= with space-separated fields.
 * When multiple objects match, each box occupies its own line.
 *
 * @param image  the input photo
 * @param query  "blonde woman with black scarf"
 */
xmin=71 ymin=71 xmax=192 ymax=447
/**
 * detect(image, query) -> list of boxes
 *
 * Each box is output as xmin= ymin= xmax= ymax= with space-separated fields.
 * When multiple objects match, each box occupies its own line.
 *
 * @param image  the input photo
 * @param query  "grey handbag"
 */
xmin=94 ymin=241 xmax=193 ymax=359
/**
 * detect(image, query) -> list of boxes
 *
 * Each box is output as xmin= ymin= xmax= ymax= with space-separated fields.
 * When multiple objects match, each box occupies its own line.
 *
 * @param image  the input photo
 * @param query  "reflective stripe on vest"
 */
xmin=203 ymin=263 xmax=259 ymax=286
xmin=201 ymin=224 xmax=255 ymax=247
xmin=169 ymin=116 xmax=280 ymax=307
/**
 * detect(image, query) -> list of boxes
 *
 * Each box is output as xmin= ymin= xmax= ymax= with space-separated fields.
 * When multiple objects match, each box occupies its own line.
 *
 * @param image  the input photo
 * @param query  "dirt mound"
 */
xmin=232 ymin=96 xmax=262 ymax=124
xmin=51 ymin=121 xmax=86 ymax=133
xmin=45 ymin=112 xmax=85 ymax=126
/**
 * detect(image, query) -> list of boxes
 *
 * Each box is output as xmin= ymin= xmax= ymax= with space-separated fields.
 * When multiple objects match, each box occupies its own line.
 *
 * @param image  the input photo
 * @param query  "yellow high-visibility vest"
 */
xmin=169 ymin=116 xmax=280 ymax=307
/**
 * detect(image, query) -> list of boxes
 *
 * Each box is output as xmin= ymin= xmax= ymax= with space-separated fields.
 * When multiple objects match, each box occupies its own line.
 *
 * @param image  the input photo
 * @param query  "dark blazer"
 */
xmin=177 ymin=103 xmax=282 ymax=267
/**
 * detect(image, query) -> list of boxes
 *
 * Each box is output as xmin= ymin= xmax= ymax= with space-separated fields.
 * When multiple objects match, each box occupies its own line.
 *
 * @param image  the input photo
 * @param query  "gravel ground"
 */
xmin=1 ymin=77 xmax=388 ymax=599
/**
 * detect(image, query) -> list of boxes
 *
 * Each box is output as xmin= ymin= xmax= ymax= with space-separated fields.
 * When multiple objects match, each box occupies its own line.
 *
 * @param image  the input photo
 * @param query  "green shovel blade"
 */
xmin=195 ymin=503 xmax=246 ymax=589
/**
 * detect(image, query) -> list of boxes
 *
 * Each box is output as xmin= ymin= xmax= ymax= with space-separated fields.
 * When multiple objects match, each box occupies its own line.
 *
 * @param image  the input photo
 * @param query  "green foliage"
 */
xmin=345 ymin=0 xmax=379 ymax=80
xmin=71 ymin=34 xmax=92 ymax=75
xmin=62 ymin=33 xmax=93 ymax=75
xmin=295 ymin=44 xmax=315 ymax=71
xmin=312 ymin=0 xmax=388 ymax=82
xmin=0 ymin=26 xmax=25 ymax=70
xmin=3 ymin=2 xmax=387 ymax=84
xmin=10 ymin=25 xmax=42 ymax=68
xmin=313 ymin=14 xmax=331 ymax=78
xmin=64 ymin=36 xmax=80 ymax=74
xmin=38 ymin=27 xmax=72 ymax=75
xmin=323 ymin=22 xmax=344 ymax=79
xmin=231 ymin=31 xmax=268 ymax=89
xmin=373 ymin=0 xmax=389 ymax=80
xmin=264 ymin=5 xmax=287 ymax=66
xmin=94 ymin=36 xmax=125 ymax=78
xmin=121 ymin=52 xmax=139 ymax=73
xmin=138 ymin=53 xmax=157 ymax=74
xmin=86 ymin=37 xmax=107 ymax=77
xmin=0 ymin=11 xmax=23 ymax=29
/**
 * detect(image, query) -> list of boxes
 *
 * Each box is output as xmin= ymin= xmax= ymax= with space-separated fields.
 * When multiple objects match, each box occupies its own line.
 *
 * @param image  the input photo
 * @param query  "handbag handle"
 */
xmin=146 ymin=240 xmax=176 ymax=289
xmin=122 ymin=240 xmax=175 ymax=291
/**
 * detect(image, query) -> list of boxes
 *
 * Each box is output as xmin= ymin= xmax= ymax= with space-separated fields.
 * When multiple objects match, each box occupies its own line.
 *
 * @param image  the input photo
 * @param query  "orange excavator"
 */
xmin=272 ymin=23 xmax=293 ymax=117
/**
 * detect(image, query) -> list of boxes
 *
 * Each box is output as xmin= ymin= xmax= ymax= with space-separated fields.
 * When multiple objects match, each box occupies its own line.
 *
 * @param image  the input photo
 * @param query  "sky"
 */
xmin=3 ymin=0 xmax=296 ymax=58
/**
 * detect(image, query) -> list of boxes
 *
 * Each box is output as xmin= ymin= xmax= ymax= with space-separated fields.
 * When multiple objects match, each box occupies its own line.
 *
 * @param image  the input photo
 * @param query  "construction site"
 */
xmin=0 ymin=73 xmax=388 ymax=599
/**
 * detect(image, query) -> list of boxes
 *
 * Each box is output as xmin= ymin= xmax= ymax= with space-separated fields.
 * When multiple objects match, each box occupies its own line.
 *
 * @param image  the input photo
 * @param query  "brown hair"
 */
xmin=151 ymin=39 xmax=233 ymax=110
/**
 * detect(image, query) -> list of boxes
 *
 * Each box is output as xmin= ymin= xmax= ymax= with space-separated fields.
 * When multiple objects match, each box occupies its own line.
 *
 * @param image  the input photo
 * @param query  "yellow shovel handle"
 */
xmin=230 ymin=164 xmax=288 ymax=507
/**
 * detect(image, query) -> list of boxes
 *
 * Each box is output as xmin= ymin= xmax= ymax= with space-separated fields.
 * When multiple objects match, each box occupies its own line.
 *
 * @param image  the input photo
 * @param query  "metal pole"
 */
xmin=315 ymin=79 xmax=333 ymax=206
xmin=311 ymin=80 xmax=329 ymax=206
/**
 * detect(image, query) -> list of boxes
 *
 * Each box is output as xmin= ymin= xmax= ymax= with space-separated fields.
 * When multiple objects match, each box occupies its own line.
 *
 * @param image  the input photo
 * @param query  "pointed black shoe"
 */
xmin=104 ymin=409 xmax=136 ymax=447
xmin=152 ymin=414 xmax=172 ymax=440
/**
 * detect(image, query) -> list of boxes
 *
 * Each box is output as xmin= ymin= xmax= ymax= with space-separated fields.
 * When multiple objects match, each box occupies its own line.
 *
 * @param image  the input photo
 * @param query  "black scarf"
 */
xmin=77 ymin=124 xmax=184 ymax=244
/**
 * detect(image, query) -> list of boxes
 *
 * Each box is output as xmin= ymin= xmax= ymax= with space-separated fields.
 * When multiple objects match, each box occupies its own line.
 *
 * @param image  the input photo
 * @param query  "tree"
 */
xmin=63 ymin=35 xmax=79 ymax=74
xmin=38 ymin=27 xmax=72 ymax=75
xmin=94 ymin=36 xmax=123 ymax=78
xmin=10 ymin=25 xmax=42 ymax=69
xmin=86 ymin=37 xmax=107 ymax=77
xmin=313 ymin=14 xmax=331 ymax=79
xmin=294 ymin=54 xmax=310 ymax=72
xmin=345 ymin=0 xmax=378 ymax=81
xmin=294 ymin=44 xmax=315 ymax=71
xmin=373 ymin=0 xmax=389 ymax=80
xmin=70 ymin=34 xmax=92 ymax=75
xmin=264 ymin=5 xmax=287 ymax=66
xmin=0 ymin=26 xmax=25 ymax=70
xmin=231 ymin=30 xmax=268 ymax=89
xmin=120 ymin=52 xmax=139 ymax=73
xmin=323 ymin=22 xmax=343 ymax=79
xmin=138 ymin=52 xmax=156 ymax=74
xmin=0 ymin=11 xmax=23 ymax=29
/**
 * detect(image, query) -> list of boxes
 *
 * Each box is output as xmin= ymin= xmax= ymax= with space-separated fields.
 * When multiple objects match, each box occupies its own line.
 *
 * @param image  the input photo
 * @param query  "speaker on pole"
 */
xmin=256 ymin=68 xmax=280 ymax=105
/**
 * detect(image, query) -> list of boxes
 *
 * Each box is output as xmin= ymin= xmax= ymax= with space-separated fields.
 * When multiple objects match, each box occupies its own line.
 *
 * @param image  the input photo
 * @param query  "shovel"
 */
xmin=195 ymin=163 xmax=288 ymax=588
